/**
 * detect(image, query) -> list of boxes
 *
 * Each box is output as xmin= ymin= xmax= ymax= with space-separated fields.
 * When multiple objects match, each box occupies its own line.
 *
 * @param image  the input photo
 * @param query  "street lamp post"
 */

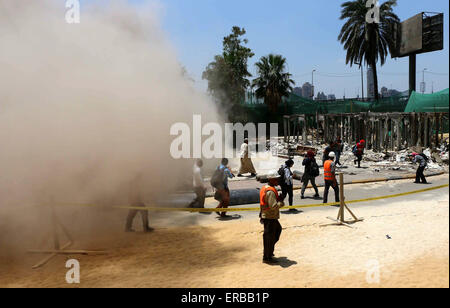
xmin=421 ymin=68 xmax=427 ymax=94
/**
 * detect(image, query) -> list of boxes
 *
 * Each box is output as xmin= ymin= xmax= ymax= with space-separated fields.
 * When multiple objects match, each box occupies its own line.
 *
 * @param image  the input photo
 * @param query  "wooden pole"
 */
xmin=338 ymin=172 xmax=345 ymax=223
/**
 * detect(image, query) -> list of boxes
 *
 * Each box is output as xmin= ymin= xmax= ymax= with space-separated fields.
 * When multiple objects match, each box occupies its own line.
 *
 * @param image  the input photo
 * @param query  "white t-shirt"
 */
xmin=240 ymin=143 xmax=249 ymax=158
xmin=193 ymin=164 xmax=204 ymax=188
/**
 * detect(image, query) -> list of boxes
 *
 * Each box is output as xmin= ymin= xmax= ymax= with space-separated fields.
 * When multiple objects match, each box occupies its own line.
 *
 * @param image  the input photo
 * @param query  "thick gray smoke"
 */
xmin=0 ymin=0 xmax=222 ymax=255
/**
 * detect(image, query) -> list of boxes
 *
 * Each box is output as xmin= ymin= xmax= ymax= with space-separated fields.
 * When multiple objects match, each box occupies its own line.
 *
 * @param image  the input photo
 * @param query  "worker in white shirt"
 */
xmin=238 ymin=139 xmax=257 ymax=177
xmin=189 ymin=159 xmax=207 ymax=209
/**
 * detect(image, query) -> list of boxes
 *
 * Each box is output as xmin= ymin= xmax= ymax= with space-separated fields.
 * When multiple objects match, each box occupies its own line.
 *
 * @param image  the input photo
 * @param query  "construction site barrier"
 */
xmin=59 ymin=183 xmax=449 ymax=213
xmin=29 ymin=176 xmax=448 ymax=268
xmin=204 ymin=171 xmax=446 ymax=198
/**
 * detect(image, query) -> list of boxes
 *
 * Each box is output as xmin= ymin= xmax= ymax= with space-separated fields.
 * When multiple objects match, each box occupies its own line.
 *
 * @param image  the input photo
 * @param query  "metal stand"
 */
xmin=29 ymin=202 xmax=106 ymax=269
xmin=326 ymin=173 xmax=364 ymax=228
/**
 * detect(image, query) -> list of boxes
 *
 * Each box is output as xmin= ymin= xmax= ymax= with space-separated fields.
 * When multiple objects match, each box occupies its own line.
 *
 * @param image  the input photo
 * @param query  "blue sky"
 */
xmin=131 ymin=0 xmax=449 ymax=98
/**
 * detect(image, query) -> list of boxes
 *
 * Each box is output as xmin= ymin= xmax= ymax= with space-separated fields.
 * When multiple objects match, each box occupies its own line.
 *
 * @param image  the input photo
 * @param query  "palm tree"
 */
xmin=252 ymin=54 xmax=295 ymax=113
xmin=338 ymin=0 xmax=400 ymax=100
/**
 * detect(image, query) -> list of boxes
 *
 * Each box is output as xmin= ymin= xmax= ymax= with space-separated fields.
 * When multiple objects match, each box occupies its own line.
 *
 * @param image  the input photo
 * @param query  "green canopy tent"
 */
xmin=404 ymin=89 xmax=449 ymax=113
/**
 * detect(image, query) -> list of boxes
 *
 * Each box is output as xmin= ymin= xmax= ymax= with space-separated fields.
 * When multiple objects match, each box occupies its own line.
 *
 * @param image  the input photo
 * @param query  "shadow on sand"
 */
xmin=281 ymin=209 xmax=303 ymax=215
xmin=217 ymin=214 xmax=242 ymax=221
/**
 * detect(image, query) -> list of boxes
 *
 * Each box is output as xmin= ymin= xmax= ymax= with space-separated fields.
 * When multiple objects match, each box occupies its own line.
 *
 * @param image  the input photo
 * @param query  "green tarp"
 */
xmin=404 ymin=89 xmax=449 ymax=113
xmin=243 ymin=92 xmax=409 ymax=118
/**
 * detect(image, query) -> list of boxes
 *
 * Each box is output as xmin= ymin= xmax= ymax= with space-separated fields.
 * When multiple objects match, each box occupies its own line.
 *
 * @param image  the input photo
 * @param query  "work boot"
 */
xmin=263 ymin=257 xmax=278 ymax=265
xmin=144 ymin=226 xmax=155 ymax=233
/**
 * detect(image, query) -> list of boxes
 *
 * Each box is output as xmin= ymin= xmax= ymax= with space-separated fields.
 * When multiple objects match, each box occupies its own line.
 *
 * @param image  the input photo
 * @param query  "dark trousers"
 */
xmin=335 ymin=151 xmax=342 ymax=165
xmin=189 ymin=187 xmax=206 ymax=208
xmin=301 ymin=175 xmax=319 ymax=197
xmin=281 ymin=184 xmax=294 ymax=206
xmin=323 ymin=180 xmax=340 ymax=204
xmin=354 ymin=154 xmax=363 ymax=167
xmin=216 ymin=188 xmax=230 ymax=217
xmin=262 ymin=219 xmax=282 ymax=260
xmin=126 ymin=203 xmax=149 ymax=231
xmin=416 ymin=166 xmax=427 ymax=183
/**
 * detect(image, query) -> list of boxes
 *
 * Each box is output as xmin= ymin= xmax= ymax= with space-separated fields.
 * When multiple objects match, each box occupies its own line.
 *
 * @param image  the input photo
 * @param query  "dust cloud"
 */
xmin=0 ymin=0 xmax=222 ymax=258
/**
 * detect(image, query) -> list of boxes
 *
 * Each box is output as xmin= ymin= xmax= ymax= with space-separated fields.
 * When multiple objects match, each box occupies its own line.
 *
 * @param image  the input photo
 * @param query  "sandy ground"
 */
xmin=0 ymin=179 xmax=448 ymax=288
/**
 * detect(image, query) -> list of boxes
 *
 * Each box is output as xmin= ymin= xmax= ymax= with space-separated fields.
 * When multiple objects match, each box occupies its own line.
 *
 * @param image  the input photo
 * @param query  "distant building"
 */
xmin=302 ymin=82 xmax=313 ymax=99
xmin=293 ymin=87 xmax=303 ymax=97
xmin=381 ymin=87 xmax=402 ymax=98
xmin=327 ymin=94 xmax=336 ymax=100
xmin=367 ymin=66 xmax=375 ymax=98
xmin=316 ymin=91 xmax=327 ymax=101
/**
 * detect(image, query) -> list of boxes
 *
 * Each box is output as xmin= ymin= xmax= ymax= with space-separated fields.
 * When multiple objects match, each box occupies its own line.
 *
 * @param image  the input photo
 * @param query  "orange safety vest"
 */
xmin=260 ymin=185 xmax=279 ymax=211
xmin=324 ymin=160 xmax=335 ymax=181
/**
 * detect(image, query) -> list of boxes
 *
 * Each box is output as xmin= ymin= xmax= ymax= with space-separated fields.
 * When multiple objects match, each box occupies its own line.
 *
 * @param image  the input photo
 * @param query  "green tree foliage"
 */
xmin=338 ymin=0 xmax=400 ymax=100
xmin=252 ymin=54 xmax=295 ymax=113
xmin=202 ymin=26 xmax=254 ymax=116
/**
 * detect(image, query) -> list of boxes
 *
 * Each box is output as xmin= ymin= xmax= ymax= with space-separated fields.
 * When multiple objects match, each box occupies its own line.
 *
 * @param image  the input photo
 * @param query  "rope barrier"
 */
xmin=56 ymin=184 xmax=449 ymax=213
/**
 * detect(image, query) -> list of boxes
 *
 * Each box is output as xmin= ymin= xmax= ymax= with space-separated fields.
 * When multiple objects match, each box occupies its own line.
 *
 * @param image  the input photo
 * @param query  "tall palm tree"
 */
xmin=252 ymin=54 xmax=295 ymax=113
xmin=338 ymin=0 xmax=400 ymax=100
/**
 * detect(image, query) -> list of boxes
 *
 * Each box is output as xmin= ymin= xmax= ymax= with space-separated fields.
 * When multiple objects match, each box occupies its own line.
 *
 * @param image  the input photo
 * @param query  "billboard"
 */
xmin=422 ymin=13 xmax=444 ymax=54
xmin=399 ymin=14 xmax=423 ymax=57
xmin=392 ymin=13 xmax=444 ymax=58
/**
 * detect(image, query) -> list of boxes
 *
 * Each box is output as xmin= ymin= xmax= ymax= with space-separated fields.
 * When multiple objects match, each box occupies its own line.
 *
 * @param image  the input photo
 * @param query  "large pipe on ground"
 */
xmin=256 ymin=171 xmax=303 ymax=183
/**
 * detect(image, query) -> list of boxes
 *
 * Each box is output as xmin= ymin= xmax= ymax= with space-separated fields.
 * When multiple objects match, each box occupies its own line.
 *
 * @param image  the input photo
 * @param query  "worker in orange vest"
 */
xmin=260 ymin=171 xmax=285 ymax=265
xmin=323 ymin=152 xmax=340 ymax=204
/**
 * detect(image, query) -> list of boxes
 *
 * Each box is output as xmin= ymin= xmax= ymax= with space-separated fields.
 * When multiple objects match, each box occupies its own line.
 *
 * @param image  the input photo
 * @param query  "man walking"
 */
xmin=323 ymin=152 xmax=340 ymax=205
xmin=301 ymin=151 xmax=320 ymax=199
xmin=260 ymin=171 xmax=285 ymax=265
xmin=353 ymin=140 xmax=366 ymax=168
xmin=280 ymin=159 xmax=295 ymax=212
xmin=189 ymin=159 xmax=207 ymax=210
xmin=412 ymin=152 xmax=428 ymax=184
xmin=125 ymin=174 xmax=154 ymax=233
xmin=322 ymin=141 xmax=334 ymax=167
xmin=334 ymin=137 xmax=343 ymax=166
xmin=211 ymin=158 xmax=235 ymax=217
xmin=238 ymin=139 xmax=257 ymax=177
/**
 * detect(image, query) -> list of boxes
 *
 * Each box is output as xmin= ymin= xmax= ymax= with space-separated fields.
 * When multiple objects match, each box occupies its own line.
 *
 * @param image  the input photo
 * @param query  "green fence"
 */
xmin=239 ymin=93 xmax=410 ymax=125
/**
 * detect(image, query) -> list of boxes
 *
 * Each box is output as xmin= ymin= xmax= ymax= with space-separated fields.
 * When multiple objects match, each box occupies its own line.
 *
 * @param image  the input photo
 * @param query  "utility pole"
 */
xmin=409 ymin=54 xmax=416 ymax=97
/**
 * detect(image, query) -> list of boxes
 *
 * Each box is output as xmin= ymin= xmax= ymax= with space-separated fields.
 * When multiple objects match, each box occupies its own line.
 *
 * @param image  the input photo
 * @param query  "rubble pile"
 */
xmin=270 ymin=139 xmax=449 ymax=173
